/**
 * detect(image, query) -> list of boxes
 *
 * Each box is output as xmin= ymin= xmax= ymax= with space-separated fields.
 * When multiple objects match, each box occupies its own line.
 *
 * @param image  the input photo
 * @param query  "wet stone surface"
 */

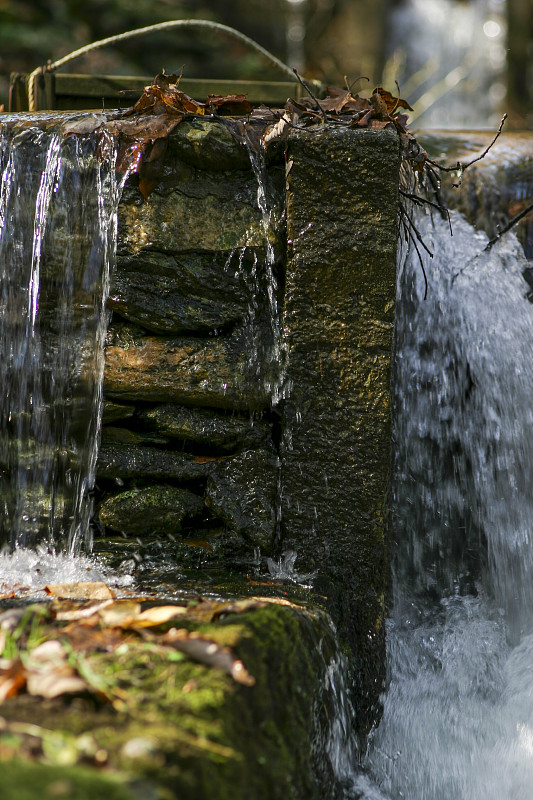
xmin=103 ymin=322 xmax=273 ymax=410
xmin=281 ymin=126 xmax=400 ymax=731
xmin=109 ymin=249 xmax=259 ymax=334
xmin=97 ymin=484 xmax=205 ymax=538
xmin=96 ymin=121 xmax=399 ymax=738
xmin=138 ymin=404 xmax=271 ymax=453
xmin=206 ymin=448 xmax=280 ymax=554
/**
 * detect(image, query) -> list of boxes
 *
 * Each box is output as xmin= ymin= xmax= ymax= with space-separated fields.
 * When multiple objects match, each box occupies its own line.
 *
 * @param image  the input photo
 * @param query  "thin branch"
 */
xmin=485 ymin=199 xmax=533 ymax=250
xmin=390 ymin=80 xmax=403 ymax=116
xmin=399 ymin=188 xmax=447 ymax=214
xmin=399 ymin=205 xmax=429 ymax=300
xmin=293 ymin=69 xmax=328 ymax=122
xmin=399 ymin=203 xmax=434 ymax=259
xmin=344 ymin=75 xmax=370 ymax=93
xmin=426 ymin=114 xmax=508 ymax=179
xmin=461 ymin=113 xmax=508 ymax=170
xmin=424 ymin=165 xmax=452 ymax=232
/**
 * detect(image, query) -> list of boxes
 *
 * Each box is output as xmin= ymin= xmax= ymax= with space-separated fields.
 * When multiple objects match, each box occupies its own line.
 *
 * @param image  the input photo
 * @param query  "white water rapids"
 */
xmin=357 ymin=211 xmax=533 ymax=799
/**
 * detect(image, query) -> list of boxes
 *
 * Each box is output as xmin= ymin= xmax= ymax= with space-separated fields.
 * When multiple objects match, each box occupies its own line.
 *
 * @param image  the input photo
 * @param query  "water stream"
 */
xmin=359 ymin=210 xmax=533 ymax=799
xmin=0 ymin=113 xmax=132 ymax=554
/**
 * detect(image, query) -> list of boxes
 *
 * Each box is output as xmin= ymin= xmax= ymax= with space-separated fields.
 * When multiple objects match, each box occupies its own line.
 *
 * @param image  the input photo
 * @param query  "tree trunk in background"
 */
xmin=304 ymin=0 xmax=390 ymax=85
xmin=507 ymin=0 xmax=533 ymax=129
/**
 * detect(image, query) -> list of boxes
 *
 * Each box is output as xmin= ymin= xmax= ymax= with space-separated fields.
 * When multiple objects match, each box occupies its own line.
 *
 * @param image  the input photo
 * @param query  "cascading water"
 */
xmin=0 ymin=113 xmax=133 ymax=554
xmin=358 ymin=208 xmax=533 ymax=799
xmin=6 ymin=98 xmax=533 ymax=799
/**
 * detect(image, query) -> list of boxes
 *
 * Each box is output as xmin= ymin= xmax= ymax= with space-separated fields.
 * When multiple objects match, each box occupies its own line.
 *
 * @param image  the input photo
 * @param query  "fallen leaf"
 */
xmin=207 ymin=94 xmax=252 ymax=115
xmin=161 ymin=628 xmax=255 ymax=686
xmin=0 ymin=658 xmax=26 ymax=701
xmin=112 ymin=604 xmax=187 ymax=629
xmin=373 ymin=86 xmax=413 ymax=113
xmin=97 ymin=600 xmax=143 ymax=627
xmin=62 ymin=113 xmax=107 ymax=137
xmin=25 ymin=640 xmax=91 ymax=699
xmin=263 ymin=112 xmax=291 ymax=146
xmin=25 ymin=668 xmax=89 ymax=700
xmin=44 ymin=582 xmax=115 ymax=600
xmin=51 ymin=599 xmax=114 ymax=621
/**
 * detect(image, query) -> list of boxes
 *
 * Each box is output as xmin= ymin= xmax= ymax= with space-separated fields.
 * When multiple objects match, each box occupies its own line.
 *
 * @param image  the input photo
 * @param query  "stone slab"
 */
xmin=280 ymin=127 xmax=400 ymax=731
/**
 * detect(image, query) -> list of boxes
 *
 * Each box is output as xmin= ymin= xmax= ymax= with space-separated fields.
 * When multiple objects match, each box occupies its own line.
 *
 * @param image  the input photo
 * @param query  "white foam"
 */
xmin=0 ymin=545 xmax=133 ymax=599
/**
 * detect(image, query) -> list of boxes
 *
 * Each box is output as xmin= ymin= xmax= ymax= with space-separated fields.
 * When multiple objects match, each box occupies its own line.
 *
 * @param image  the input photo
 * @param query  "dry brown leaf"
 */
xmin=52 ymin=599 xmax=115 ymax=621
xmin=374 ymin=86 xmax=414 ymax=113
xmin=44 ymin=582 xmax=115 ymax=600
xmin=249 ymin=595 xmax=302 ymax=608
xmin=114 ymin=604 xmax=187 ymax=629
xmin=0 ymin=658 xmax=26 ymax=701
xmin=25 ymin=667 xmax=88 ymax=699
xmin=62 ymin=623 xmax=134 ymax=654
xmin=96 ymin=599 xmax=143 ymax=625
xmin=207 ymin=94 xmax=252 ymax=115
xmin=25 ymin=640 xmax=91 ymax=699
xmin=161 ymin=628 xmax=255 ymax=686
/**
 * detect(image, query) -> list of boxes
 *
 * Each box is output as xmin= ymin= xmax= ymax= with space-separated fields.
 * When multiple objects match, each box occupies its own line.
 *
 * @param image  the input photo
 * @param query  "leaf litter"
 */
xmin=0 ymin=583 xmax=292 ymax=704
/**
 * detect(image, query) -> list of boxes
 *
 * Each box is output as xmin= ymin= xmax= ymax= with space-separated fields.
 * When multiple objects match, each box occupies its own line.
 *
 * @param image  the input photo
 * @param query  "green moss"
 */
xmin=1 ymin=602 xmax=350 ymax=800
xmin=1 ymin=761 xmax=137 ymax=800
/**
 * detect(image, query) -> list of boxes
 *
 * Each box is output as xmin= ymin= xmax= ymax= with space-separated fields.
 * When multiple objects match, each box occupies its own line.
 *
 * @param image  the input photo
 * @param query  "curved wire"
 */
xmin=27 ymin=19 xmax=297 ymax=111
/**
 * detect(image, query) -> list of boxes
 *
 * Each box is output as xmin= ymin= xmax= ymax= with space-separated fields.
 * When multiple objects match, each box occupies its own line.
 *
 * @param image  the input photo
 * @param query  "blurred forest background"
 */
xmin=1 ymin=0 xmax=532 ymax=128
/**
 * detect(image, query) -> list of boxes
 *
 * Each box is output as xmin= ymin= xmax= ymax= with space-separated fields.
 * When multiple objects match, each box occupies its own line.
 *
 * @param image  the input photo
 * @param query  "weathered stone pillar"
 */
xmin=281 ymin=127 xmax=400 ymax=731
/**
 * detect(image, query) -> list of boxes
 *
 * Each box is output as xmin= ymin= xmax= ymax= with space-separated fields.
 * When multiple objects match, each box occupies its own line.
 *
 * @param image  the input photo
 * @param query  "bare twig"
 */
xmin=344 ymin=75 xmax=370 ymax=93
xmin=399 ymin=188 xmax=447 ymax=215
xmin=424 ymin=165 xmax=452 ymax=232
xmin=293 ymin=68 xmax=328 ymax=122
xmin=485 ymin=199 xmax=533 ymax=250
xmin=399 ymin=203 xmax=434 ymax=259
xmin=399 ymin=204 xmax=429 ymax=299
xmin=426 ymin=114 xmax=508 ymax=181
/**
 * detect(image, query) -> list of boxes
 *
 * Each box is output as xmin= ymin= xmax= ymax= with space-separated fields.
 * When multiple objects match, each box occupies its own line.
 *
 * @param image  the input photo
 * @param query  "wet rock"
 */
xmin=206 ymin=448 xmax=279 ymax=553
xmin=97 ymin=485 xmax=205 ymax=537
xmin=108 ymin=249 xmax=258 ymax=334
xmin=281 ymin=127 xmax=400 ymax=732
xmin=96 ymin=444 xmax=214 ymax=482
xmin=117 ymin=172 xmax=282 ymax=255
xmin=102 ymin=401 xmax=136 ymax=425
xmin=166 ymin=119 xmax=251 ymax=171
xmin=100 ymin=426 xmax=169 ymax=447
xmin=1 ymin=600 xmax=351 ymax=800
xmin=103 ymin=323 xmax=272 ymax=410
xmin=139 ymin=405 xmax=271 ymax=453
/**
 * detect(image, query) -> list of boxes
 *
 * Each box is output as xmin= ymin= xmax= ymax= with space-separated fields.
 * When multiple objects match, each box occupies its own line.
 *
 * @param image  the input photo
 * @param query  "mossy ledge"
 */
xmin=1 ymin=603 xmax=352 ymax=800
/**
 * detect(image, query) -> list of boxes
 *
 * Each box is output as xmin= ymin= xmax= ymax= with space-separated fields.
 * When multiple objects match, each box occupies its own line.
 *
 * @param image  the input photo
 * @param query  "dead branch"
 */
xmin=485 ymin=199 xmax=533 ymax=250
xmin=399 ymin=203 xmax=429 ymax=299
xmin=425 ymin=114 xmax=508 ymax=185
xmin=292 ymin=69 xmax=328 ymax=123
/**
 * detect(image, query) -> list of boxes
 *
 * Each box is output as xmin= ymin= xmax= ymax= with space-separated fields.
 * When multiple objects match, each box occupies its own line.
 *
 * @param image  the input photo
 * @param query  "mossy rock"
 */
xmin=97 ymin=485 xmax=205 ymax=537
xmin=166 ymin=119 xmax=251 ymax=171
xmin=0 ymin=601 xmax=353 ymax=800
xmin=1 ymin=762 xmax=142 ymax=800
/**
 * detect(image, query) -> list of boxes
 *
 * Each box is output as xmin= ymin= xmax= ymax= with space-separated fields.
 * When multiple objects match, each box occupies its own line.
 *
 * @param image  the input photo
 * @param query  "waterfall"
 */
xmin=360 ymin=209 xmax=533 ymax=799
xmin=0 ymin=113 xmax=131 ymax=554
